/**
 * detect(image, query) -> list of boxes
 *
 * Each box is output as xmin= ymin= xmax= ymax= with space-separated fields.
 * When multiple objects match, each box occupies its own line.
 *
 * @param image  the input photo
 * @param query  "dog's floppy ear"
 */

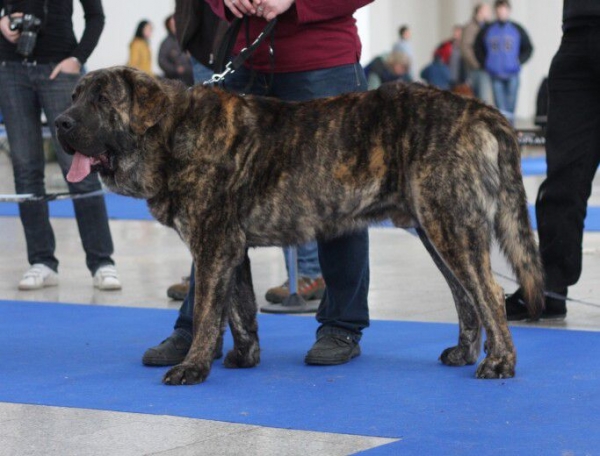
xmin=122 ymin=68 xmax=170 ymax=135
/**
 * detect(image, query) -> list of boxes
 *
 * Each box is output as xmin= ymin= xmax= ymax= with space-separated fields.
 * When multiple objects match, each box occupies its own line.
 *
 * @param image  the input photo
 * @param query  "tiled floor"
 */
xmin=0 ymin=149 xmax=599 ymax=455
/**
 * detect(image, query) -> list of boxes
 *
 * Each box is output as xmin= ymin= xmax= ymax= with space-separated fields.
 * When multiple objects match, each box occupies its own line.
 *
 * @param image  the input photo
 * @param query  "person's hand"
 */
xmin=0 ymin=13 xmax=23 ymax=44
xmin=254 ymin=0 xmax=295 ymax=21
xmin=49 ymin=57 xmax=81 ymax=80
xmin=224 ymin=0 xmax=257 ymax=19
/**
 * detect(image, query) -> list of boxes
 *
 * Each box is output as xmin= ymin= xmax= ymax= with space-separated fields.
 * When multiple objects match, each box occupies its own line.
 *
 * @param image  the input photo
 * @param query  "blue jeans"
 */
xmin=491 ymin=74 xmax=520 ymax=123
xmin=0 ymin=61 xmax=114 ymax=274
xmin=190 ymin=57 xmax=213 ymax=85
xmin=467 ymin=69 xmax=493 ymax=104
xmin=175 ymin=63 xmax=371 ymax=340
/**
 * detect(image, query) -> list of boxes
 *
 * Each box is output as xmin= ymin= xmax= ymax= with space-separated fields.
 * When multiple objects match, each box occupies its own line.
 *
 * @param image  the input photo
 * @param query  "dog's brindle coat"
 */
xmin=57 ymin=67 xmax=544 ymax=385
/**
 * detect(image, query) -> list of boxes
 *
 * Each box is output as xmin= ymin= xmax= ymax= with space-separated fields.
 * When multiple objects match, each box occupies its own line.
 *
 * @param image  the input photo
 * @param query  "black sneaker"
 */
xmin=304 ymin=327 xmax=361 ymax=365
xmin=505 ymin=288 xmax=567 ymax=322
xmin=142 ymin=332 xmax=223 ymax=366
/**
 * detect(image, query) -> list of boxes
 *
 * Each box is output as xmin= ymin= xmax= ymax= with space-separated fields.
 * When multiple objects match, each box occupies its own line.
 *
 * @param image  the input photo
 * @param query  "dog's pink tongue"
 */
xmin=67 ymin=152 xmax=92 ymax=183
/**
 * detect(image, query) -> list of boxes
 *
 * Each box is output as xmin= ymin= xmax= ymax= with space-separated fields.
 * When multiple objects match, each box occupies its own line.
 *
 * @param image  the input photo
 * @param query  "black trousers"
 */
xmin=536 ymin=26 xmax=600 ymax=291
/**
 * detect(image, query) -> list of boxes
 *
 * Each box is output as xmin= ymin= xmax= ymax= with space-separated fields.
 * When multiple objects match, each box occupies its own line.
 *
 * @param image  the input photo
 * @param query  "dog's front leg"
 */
xmin=163 ymin=236 xmax=245 ymax=386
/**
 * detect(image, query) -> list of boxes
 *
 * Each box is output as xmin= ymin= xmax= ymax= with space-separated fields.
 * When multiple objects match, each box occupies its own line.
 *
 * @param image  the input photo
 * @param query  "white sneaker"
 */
xmin=18 ymin=264 xmax=59 ymax=290
xmin=93 ymin=264 xmax=122 ymax=291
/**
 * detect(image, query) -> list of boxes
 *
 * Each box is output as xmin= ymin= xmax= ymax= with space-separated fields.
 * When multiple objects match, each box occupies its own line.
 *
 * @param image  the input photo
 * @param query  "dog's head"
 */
xmin=57 ymin=66 xmax=172 ymax=196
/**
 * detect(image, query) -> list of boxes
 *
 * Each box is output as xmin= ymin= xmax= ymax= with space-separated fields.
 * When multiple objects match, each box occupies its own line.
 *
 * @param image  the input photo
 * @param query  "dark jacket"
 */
xmin=563 ymin=0 xmax=600 ymax=29
xmin=174 ymin=0 xmax=228 ymax=69
xmin=420 ymin=57 xmax=452 ymax=91
xmin=0 ymin=0 xmax=104 ymax=64
xmin=364 ymin=56 xmax=410 ymax=89
xmin=159 ymin=33 xmax=193 ymax=86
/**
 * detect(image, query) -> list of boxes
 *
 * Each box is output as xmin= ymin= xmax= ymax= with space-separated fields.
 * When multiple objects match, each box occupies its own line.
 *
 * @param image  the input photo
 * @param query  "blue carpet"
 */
xmin=0 ymin=193 xmax=153 ymax=220
xmin=0 ymin=300 xmax=598 ymax=455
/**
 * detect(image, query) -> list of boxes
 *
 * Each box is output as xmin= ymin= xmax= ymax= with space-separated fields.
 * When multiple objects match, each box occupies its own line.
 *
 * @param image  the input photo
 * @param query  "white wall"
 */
xmin=73 ymin=0 xmax=175 ymax=75
xmin=72 ymin=0 xmax=561 ymax=120
xmin=358 ymin=0 xmax=563 ymax=120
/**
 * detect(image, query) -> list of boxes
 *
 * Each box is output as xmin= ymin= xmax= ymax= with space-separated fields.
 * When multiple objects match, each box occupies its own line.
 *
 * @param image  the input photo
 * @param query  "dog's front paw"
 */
xmin=475 ymin=356 xmax=515 ymax=379
xmin=439 ymin=345 xmax=479 ymax=366
xmin=163 ymin=362 xmax=209 ymax=385
xmin=223 ymin=344 xmax=260 ymax=369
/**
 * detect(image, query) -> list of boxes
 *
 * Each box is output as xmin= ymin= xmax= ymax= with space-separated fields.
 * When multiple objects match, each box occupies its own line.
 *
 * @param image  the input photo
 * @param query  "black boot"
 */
xmin=304 ymin=326 xmax=361 ymax=365
xmin=505 ymin=288 xmax=567 ymax=321
xmin=142 ymin=332 xmax=224 ymax=366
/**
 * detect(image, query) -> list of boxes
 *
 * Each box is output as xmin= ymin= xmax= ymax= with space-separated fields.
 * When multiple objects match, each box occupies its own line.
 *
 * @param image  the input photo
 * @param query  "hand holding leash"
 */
xmin=253 ymin=0 xmax=295 ymax=21
xmin=225 ymin=0 xmax=257 ymax=18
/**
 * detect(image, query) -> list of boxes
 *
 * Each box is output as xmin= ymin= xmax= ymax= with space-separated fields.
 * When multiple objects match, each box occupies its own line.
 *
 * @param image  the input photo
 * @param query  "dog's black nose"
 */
xmin=55 ymin=114 xmax=76 ymax=133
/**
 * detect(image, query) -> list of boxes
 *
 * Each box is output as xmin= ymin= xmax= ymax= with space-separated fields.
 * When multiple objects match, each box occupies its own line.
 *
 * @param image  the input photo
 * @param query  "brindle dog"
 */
xmin=56 ymin=66 xmax=544 ymax=385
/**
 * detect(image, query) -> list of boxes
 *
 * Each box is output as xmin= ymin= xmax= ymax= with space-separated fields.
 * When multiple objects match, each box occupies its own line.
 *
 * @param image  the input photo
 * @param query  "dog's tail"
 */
xmin=492 ymin=120 xmax=545 ymax=320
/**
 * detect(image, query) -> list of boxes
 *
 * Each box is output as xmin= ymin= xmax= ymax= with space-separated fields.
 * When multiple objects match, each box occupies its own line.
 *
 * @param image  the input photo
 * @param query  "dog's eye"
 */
xmin=97 ymin=94 xmax=110 ymax=105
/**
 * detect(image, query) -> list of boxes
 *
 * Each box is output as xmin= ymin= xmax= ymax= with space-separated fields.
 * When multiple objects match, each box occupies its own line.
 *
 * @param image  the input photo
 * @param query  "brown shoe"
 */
xmin=265 ymin=276 xmax=325 ymax=304
xmin=167 ymin=276 xmax=190 ymax=301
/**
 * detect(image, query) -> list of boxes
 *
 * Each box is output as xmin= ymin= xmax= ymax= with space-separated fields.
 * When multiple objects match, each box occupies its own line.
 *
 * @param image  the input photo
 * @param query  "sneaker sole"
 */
xmin=94 ymin=282 xmax=122 ymax=291
xmin=540 ymin=313 xmax=567 ymax=321
xmin=142 ymin=355 xmax=186 ymax=367
xmin=508 ymin=313 xmax=567 ymax=322
xmin=18 ymin=279 xmax=59 ymax=291
xmin=143 ymin=348 xmax=223 ymax=367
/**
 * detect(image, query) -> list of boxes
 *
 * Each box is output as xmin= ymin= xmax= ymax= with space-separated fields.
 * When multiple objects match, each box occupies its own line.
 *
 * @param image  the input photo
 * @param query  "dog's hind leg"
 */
xmin=223 ymin=251 xmax=261 ymax=369
xmin=417 ymin=214 xmax=516 ymax=379
xmin=415 ymin=227 xmax=482 ymax=366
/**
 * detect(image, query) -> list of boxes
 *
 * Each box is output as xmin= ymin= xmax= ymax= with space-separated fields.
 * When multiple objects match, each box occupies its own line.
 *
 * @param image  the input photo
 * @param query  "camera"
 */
xmin=9 ymin=14 xmax=42 ymax=57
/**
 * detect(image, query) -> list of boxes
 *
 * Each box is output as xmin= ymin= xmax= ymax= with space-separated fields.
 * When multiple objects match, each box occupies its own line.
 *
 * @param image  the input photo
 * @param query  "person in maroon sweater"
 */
xmin=142 ymin=0 xmax=374 ymax=368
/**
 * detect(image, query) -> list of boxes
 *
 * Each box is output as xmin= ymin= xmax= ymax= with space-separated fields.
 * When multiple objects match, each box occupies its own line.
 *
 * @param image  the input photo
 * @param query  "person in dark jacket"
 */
xmin=0 ymin=0 xmax=121 ymax=291
xmin=505 ymin=0 xmax=600 ymax=321
xmin=475 ymin=0 xmax=533 ymax=123
xmin=364 ymin=51 xmax=410 ymax=90
xmin=173 ymin=0 xmax=228 ymax=83
xmin=420 ymin=50 xmax=452 ymax=91
xmin=158 ymin=14 xmax=193 ymax=86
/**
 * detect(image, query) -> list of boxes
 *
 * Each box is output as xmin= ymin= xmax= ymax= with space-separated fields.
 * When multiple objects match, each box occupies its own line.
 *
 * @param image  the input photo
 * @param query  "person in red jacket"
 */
xmin=142 ymin=0 xmax=373 ymax=368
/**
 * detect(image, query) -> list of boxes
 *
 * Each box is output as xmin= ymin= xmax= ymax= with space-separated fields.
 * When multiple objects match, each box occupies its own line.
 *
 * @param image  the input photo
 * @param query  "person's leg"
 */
xmin=537 ymin=29 xmax=600 ymax=293
xmin=283 ymin=242 xmax=321 ymax=279
xmin=468 ymin=70 xmax=482 ymax=99
xmin=270 ymin=63 xmax=371 ymax=363
xmin=143 ymin=263 xmax=194 ymax=366
xmin=174 ymin=262 xmax=195 ymax=339
xmin=490 ymin=77 xmax=505 ymax=112
xmin=0 ymin=62 xmax=58 ymax=272
xmin=37 ymin=65 xmax=115 ymax=276
xmin=506 ymin=28 xmax=600 ymax=320
xmin=477 ymin=70 xmax=494 ymax=105
xmin=506 ymin=74 xmax=520 ymax=117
